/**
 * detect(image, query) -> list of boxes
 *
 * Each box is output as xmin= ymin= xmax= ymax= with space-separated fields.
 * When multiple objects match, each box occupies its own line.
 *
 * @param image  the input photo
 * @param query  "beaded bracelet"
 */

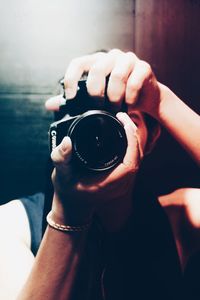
xmin=46 ymin=211 xmax=92 ymax=232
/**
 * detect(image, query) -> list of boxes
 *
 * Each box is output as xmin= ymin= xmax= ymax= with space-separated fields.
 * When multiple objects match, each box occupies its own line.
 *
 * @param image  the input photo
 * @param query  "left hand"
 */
xmin=45 ymin=49 xmax=161 ymax=117
xmin=51 ymin=112 xmax=141 ymax=231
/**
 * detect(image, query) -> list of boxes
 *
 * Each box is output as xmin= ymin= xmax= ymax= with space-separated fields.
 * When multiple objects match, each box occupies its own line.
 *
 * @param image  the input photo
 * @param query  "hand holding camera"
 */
xmin=50 ymin=77 xmax=128 ymax=172
xmin=46 ymin=49 xmax=161 ymax=118
xmin=50 ymin=98 xmax=140 ymax=229
xmin=50 ymin=110 xmax=139 ymax=229
xmin=49 ymin=50 xmax=145 ymax=229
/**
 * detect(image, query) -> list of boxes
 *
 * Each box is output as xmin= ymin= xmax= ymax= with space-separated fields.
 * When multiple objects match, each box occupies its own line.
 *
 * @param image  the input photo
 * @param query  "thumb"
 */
xmin=116 ymin=112 xmax=141 ymax=172
xmin=51 ymin=136 xmax=72 ymax=175
xmin=45 ymin=95 xmax=66 ymax=111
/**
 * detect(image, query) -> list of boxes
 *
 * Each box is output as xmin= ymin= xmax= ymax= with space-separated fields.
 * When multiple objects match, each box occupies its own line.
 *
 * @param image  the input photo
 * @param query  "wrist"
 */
xmin=52 ymin=193 xmax=94 ymax=226
xmin=148 ymin=82 xmax=171 ymax=120
xmin=47 ymin=211 xmax=92 ymax=233
xmin=155 ymin=82 xmax=180 ymax=121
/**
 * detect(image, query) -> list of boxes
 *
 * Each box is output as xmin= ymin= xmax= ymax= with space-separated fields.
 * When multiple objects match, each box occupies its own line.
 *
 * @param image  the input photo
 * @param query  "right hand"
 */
xmin=50 ymin=112 xmax=141 ymax=227
xmin=45 ymin=49 xmax=163 ymax=118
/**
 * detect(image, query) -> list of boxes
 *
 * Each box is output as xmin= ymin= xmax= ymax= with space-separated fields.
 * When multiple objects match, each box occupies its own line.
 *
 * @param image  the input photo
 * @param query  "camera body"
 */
xmin=49 ymin=79 xmax=127 ymax=171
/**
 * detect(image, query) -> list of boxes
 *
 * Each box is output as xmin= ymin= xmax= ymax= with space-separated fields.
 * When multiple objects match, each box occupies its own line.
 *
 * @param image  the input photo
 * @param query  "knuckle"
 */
xmin=64 ymin=57 xmax=86 ymax=86
xmin=64 ymin=75 xmax=75 ymax=89
xmin=65 ymin=59 xmax=80 ymax=75
xmin=126 ymin=51 xmax=138 ymax=62
xmin=69 ymin=56 xmax=83 ymax=67
xmin=110 ymin=71 xmax=127 ymax=83
xmin=108 ymin=48 xmax=123 ymax=56
xmin=127 ymin=80 xmax=141 ymax=94
xmin=89 ymin=64 xmax=105 ymax=76
xmin=140 ymin=60 xmax=152 ymax=76
xmin=92 ymin=51 xmax=107 ymax=61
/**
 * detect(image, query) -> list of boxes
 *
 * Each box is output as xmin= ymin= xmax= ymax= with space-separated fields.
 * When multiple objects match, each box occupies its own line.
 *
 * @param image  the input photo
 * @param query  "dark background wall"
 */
xmin=0 ymin=0 xmax=199 ymax=204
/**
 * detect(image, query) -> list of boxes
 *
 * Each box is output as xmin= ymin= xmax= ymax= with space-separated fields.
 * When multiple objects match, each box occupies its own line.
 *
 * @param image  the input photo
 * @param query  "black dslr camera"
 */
xmin=49 ymin=77 xmax=127 ymax=171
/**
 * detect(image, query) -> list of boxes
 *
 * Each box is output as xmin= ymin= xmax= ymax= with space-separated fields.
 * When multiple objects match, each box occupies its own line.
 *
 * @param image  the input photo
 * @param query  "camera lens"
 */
xmin=68 ymin=111 xmax=127 ymax=171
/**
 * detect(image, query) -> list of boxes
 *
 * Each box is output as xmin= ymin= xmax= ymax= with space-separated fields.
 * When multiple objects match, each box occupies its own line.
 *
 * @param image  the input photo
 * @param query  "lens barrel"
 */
xmin=67 ymin=110 xmax=127 ymax=171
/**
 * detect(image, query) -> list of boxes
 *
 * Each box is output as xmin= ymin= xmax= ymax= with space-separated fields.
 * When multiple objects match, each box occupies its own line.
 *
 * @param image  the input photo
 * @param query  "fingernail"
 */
xmin=61 ymin=137 xmax=70 ymax=152
xmin=45 ymin=95 xmax=63 ymax=111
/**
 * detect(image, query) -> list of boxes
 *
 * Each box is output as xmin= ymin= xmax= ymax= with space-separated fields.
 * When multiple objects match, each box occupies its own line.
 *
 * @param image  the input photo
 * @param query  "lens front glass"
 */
xmin=69 ymin=112 xmax=126 ymax=170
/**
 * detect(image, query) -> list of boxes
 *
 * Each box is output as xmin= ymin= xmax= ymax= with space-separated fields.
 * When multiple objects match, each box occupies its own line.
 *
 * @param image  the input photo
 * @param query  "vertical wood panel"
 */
xmin=135 ymin=0 xmax=200 ymax=111
xmin=134 ymin=0 xmax=200 ymax=194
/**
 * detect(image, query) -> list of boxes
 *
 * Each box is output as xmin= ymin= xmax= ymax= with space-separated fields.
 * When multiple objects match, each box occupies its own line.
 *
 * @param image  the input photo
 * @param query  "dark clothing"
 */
xmin=94 ymin=186 xmax=183 ymax=300
xmin=19 ymin=189 xmax=184 ymax=299
xmin=20 ymin=193 xmax=45 ymax=256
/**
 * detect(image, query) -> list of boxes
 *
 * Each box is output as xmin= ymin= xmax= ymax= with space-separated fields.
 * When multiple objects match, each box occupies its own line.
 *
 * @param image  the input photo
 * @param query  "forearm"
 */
xmin=155 ymin=83 xmax=200 ymax=165
xmin=17 ymin=225 xmax=88 ymax=300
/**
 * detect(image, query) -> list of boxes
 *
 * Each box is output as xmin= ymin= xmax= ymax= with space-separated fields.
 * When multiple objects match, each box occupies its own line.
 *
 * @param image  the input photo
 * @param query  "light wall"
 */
xmin=0 ymin=0 xmax=134 ymax=92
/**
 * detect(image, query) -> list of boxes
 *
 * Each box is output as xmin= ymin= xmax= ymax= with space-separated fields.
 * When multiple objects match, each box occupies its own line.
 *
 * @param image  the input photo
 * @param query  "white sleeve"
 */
xmin=0 ymin=200 xmax=35 ymax=300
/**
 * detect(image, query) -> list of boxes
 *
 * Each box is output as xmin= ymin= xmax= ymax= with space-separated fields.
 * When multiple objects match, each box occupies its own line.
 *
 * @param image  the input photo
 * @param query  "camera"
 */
xmin=49 ymin=78 xmax=127 ymax=171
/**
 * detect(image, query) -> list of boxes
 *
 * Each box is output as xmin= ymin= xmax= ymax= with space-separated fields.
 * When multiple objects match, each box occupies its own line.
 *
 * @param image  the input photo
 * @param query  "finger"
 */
xmin=125 ymin=60 xmax=152 ymax=105
xmin=86 ymin=49 xmax=123 ymax=97
xmin=64 ymin=52 xmax=106 ymax=99
xmin=158 ymin=188 xmax=200 ymax=208
xmin=116 ymin=112 xmax=140 ymax=171
xmin=158 ymin=194 xmax=175 ymax=208
xmin=51 ymin=136 xmax=72 ymax=175
xmin=45 ymin=95 xmax=66 ymax=111
xmin=107 ymin=52 xmax=137 ymax=109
